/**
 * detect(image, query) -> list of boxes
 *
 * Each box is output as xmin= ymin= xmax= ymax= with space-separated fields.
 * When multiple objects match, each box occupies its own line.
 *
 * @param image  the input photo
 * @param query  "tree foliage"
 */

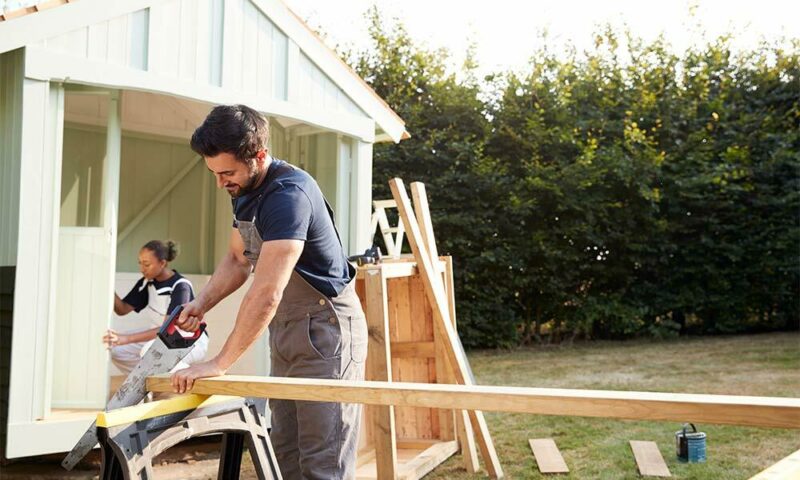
xmin=346 ymin=10 xmax=800 ymax=347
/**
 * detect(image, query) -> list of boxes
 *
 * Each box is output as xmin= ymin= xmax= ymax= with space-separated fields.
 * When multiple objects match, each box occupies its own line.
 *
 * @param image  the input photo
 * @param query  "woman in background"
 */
xmin=104 ymin=240 xmax=208 ymax=374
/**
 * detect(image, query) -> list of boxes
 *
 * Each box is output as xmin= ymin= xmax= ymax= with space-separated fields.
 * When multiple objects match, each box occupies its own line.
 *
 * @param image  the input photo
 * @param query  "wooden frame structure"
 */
xmin=350 ymin=254 xmax=480 ymax=479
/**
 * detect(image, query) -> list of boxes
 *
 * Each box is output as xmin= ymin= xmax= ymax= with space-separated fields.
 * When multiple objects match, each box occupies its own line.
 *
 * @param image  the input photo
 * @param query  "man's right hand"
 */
xmin=176 ymin=300 xmax=205 ymax=332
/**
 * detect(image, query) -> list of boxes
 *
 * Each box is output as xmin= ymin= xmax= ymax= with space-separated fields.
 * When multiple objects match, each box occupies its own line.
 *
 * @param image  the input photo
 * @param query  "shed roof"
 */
xmin=0 ymin=0 xmax=409 ymax=142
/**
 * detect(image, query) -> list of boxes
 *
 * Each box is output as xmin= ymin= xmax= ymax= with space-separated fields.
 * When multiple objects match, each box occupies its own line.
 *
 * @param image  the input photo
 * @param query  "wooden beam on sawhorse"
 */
xmin=146 ymin=375 xmax=800 ymax=429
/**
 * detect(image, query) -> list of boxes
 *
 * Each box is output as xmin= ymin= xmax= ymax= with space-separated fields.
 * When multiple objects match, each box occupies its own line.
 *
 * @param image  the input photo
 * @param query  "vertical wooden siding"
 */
xmin=39 ymin=0 xmax=368 ymax=121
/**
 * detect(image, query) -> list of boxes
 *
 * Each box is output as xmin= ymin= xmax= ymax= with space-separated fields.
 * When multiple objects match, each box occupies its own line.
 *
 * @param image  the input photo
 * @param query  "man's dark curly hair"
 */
xmin=190 ymin=104 xmax=269 ymax=162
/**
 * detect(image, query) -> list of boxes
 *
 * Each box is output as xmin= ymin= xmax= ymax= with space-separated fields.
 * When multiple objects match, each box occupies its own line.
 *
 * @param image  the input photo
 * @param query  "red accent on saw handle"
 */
xmin=158 ymin=305 xmax=207 ymax=349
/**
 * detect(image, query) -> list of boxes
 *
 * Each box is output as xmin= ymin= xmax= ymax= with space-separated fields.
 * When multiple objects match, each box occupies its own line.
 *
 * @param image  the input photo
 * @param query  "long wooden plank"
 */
xmin=630 ymin=441 xmax=671 ymax=477
xmin=409 ymin=182 xmax=438 ymax=261
xmin=750 ymin=449 xmax=800 ymax=480
xmin=529 ymin=438 xmax=569 ymax=473
xmin=390 ymin=178 xmax=504 ymax=478
xmin=364 ymin=269 xmax=398 ymax=479
xmin=146 ymin=376 xmax=800 ymax=429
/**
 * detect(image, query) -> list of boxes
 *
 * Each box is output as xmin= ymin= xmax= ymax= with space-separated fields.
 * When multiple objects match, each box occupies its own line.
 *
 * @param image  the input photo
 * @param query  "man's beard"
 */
xmin=227 ymin=163 xmax=261 ymax=198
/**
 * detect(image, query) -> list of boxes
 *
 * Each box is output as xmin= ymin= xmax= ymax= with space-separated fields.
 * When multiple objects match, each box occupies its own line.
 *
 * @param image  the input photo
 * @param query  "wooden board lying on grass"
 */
xmin=146 ymin=375 xmax=800 ymax=429
xmin=529 ymin=438 xmax=569 ymax=474
xmin=749 ymin=449 xmax=800 ymax=480
xmin=630 ymin=441 xmax=671 ymax=477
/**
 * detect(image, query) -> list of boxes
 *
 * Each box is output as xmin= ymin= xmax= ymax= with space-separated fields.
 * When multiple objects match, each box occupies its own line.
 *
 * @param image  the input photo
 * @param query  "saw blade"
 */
xmin=61 ymin=339 xmax=198 ymax=470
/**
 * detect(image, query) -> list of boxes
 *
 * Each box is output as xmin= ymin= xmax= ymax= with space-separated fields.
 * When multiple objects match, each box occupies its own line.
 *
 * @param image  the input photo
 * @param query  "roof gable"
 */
xmin=0 ymin=0 xmax=407 ymax=142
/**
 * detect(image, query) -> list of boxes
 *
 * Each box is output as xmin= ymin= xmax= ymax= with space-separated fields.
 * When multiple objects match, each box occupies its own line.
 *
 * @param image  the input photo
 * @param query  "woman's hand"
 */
xmin=102 ymin=329 xmax=128 ymax=349
xmin=170 ymin=358 xmax=227 ymax=394
xmin=176 ymin=299 xmax=205 ymax=332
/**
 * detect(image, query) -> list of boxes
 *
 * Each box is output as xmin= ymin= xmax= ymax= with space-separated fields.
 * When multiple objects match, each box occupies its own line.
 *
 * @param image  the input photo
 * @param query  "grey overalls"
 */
xmin=235 ymin=163 xmax=367 ymax=480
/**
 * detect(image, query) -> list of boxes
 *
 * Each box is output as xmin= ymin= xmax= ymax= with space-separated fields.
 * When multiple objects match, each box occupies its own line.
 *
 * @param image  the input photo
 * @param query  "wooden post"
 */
xmin=409 ymin=181 xmax=479 ymax=473
xmin=364 ymin=268 xmax=398 ymax=479
xmin=389 ymin=178 xmax=504 ymax=478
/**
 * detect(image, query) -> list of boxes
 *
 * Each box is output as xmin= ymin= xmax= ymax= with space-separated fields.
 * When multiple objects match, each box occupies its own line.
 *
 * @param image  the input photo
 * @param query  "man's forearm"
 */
xmin=213 ymin=289 xmax=280 ymax=370
xmin=196 ymin=253 xmax=251 ymax=312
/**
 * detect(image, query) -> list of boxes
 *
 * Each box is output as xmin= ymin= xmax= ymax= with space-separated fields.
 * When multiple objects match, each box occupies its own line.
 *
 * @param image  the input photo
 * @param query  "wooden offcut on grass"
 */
xmin=429 ymin=332 xmax=800 ymax=480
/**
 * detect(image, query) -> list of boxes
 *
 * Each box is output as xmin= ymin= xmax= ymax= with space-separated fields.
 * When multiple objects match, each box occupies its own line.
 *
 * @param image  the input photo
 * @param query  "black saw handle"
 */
xmin=157 ymin=305 xmax=207 ymax=349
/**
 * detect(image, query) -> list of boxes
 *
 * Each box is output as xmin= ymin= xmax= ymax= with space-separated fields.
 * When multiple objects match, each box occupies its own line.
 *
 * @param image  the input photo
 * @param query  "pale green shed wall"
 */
xmin=59 ymin=119 xmax=341 ymax=275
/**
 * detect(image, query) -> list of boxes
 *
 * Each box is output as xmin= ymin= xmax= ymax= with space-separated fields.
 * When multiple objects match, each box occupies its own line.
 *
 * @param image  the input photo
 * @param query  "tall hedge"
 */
xmin=347 ymin=10 xmax=800 ymax=347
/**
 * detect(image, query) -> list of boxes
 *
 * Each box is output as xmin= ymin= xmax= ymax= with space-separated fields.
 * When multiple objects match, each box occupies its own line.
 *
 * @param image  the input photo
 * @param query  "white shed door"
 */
xmin=51 ymin=227 xmax=113 ymax=408
xmin=51 ymin=94 xmax=121 ymax=409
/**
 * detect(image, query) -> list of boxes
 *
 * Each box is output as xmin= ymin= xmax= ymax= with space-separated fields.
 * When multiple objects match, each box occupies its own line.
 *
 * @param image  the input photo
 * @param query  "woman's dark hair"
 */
xmin=190 ymin=104 xmax=269 ymax=162
xmin=142 ymin=240 xmax=178 ymax=263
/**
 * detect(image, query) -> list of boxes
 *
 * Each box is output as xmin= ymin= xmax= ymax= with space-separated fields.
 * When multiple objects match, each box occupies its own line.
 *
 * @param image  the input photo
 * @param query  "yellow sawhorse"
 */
xmin=95 ymin=394 xmax=281 ymax=480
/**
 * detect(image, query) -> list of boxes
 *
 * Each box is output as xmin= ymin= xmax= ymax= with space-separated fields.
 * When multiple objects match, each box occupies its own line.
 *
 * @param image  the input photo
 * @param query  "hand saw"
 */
xmin=61 ymin=305 xmax=207 ymax=470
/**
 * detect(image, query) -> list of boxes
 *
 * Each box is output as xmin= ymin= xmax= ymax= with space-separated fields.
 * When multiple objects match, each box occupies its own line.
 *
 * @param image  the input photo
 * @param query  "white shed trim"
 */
xmin=252 ymin=0 xmax=408 ymax=143
xmin=24 ymin=45 xmax=378 ymax=142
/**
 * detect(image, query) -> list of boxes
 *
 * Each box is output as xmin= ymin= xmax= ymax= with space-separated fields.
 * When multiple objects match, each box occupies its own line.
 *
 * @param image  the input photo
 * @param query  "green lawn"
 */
xmin=428 ymin=332 xmax=800 ymax=480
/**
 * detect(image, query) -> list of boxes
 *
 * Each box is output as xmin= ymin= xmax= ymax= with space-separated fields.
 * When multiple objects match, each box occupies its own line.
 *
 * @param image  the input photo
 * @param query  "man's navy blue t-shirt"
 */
xmin=231 ymin=159 xmax=353 ymax=298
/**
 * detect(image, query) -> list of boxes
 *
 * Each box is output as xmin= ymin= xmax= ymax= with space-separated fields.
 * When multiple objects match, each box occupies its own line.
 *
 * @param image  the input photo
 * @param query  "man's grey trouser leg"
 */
xmin=269 ymin=311 xmax=367 ymax=480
